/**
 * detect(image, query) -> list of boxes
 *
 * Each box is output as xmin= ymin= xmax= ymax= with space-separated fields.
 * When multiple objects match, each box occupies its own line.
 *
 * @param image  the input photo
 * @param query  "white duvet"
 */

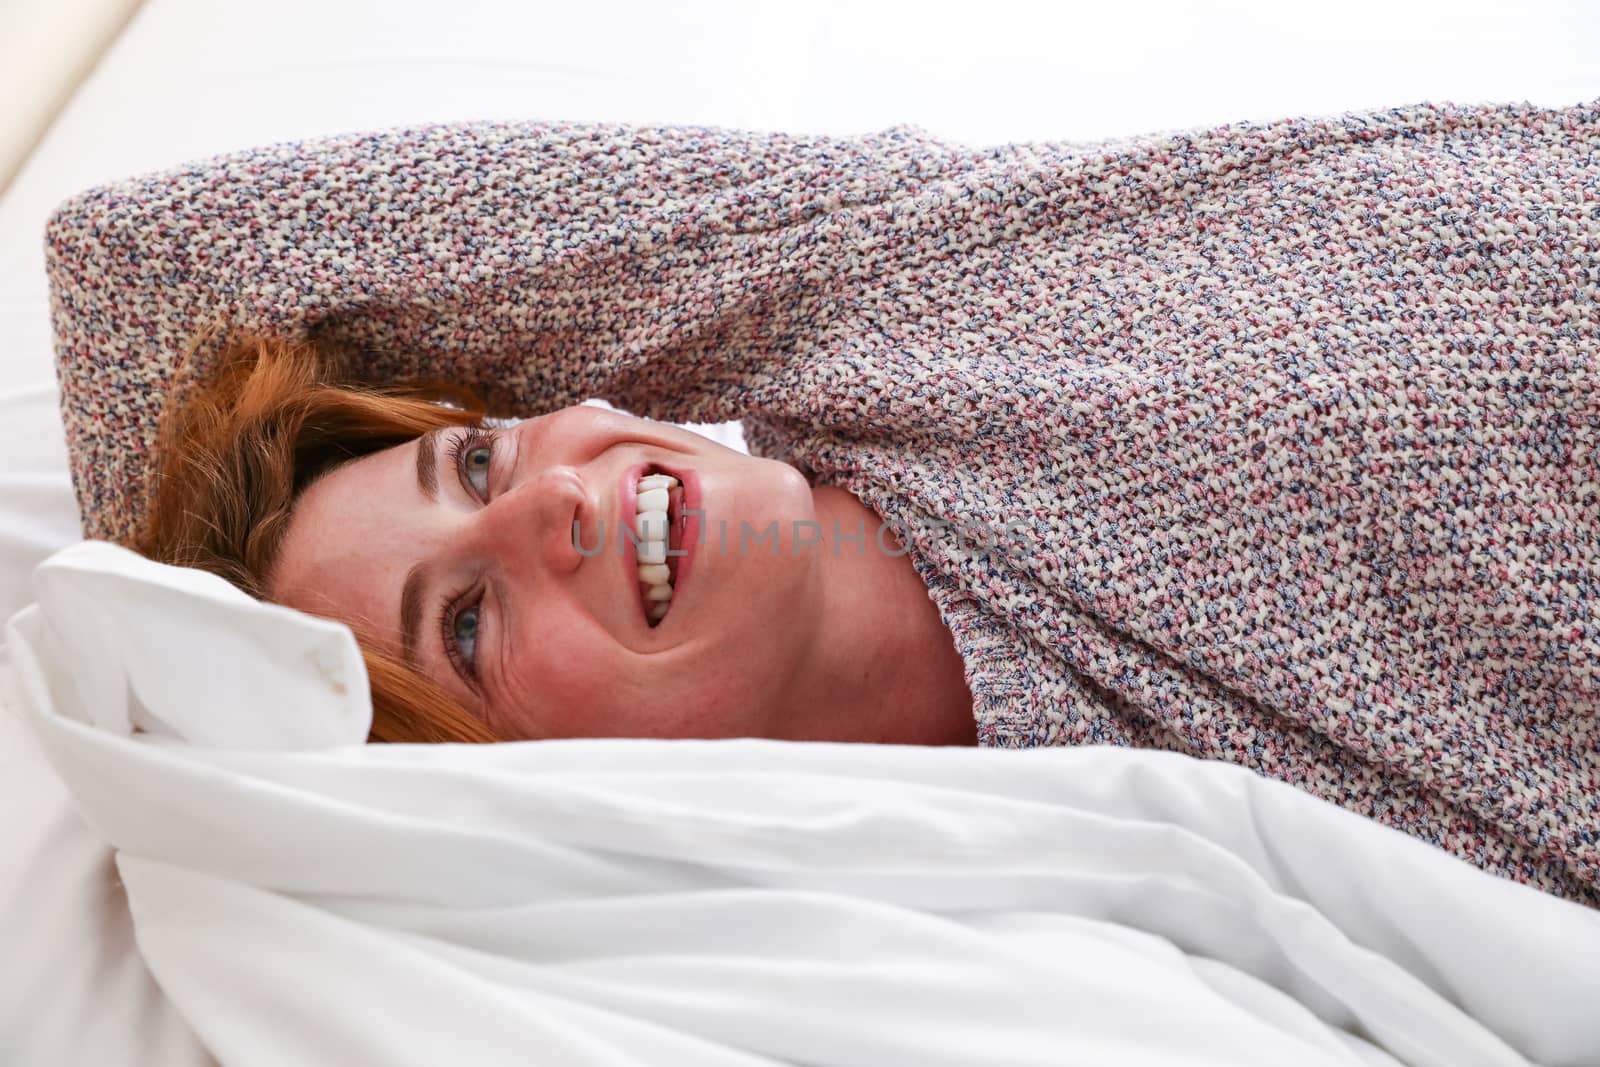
xmin=6 ymin=541 xmax=1599 ymax=1067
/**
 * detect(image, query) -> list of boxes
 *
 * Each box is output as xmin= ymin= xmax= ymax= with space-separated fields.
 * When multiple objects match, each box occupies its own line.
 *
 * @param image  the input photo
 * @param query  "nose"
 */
xmin=474 ymin=463 xmax=588 ymax=578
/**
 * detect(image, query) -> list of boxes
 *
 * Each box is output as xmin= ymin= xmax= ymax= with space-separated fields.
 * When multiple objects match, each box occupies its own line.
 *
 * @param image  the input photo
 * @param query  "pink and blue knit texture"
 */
xmin=46 ymin=100 xmax=1600 ymax=905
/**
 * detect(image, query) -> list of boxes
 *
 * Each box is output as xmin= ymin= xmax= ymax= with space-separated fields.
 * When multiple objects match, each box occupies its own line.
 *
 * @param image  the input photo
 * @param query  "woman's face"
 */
xmin=268 ymin=404 xmax=827 ymax=740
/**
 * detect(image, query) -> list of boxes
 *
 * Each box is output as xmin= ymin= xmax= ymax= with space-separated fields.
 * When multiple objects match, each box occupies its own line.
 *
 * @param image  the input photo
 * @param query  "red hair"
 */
xmin=133 ymin=328 xmax=502 ymax=743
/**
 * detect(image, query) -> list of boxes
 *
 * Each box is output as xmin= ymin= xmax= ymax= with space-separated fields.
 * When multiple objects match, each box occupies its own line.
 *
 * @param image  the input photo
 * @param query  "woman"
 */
xmin=139 ymin=331 xmax=979 ymax=748
xmin=48 ymin=102 xmax=1600 ymax=905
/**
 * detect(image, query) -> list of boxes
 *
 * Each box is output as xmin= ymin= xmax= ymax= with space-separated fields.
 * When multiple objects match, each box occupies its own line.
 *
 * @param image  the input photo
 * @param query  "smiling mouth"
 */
xmin=633 ymin=468 xmax=686 ymax=626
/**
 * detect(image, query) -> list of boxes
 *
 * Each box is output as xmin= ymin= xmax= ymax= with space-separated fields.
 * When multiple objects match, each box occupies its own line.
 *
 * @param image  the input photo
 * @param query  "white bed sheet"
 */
xmin=8 ymin=542 xmax=1600 ymax=1067
xmin=3 ymin=1 xmax=1600 ymax=1064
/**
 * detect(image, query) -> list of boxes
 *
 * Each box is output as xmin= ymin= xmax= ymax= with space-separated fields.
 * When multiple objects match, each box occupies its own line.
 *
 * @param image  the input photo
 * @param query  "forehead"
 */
xmin=267 ymin=438 xmax=430 ymax=637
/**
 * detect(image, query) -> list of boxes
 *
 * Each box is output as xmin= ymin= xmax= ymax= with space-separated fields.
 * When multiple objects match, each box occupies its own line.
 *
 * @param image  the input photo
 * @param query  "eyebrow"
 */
xmin=415 ymin=427 xmax=443 ymax=502
xmin=400 ymin=558 xmax=430 ymax=671
xmin=400 ymin=428 xmax=446 ymax=668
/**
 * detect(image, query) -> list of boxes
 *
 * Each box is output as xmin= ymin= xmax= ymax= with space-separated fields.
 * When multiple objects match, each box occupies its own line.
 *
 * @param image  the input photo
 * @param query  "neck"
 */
xmin=780 ymin=487 xmax=976 ymax=746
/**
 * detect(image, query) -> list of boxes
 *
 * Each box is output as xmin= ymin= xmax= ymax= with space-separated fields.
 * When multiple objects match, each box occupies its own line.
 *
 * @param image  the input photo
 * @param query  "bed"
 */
xmin=3 ymin=2 xmax=1600 ymax=1064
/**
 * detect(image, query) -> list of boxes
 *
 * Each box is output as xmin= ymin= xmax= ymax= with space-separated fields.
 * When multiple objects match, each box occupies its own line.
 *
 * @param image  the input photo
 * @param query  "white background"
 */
xmin=4 ymin=0 xmax=1600 ymax=395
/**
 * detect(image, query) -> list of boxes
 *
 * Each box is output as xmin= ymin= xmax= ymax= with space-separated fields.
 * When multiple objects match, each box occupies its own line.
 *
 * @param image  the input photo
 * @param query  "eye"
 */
xmin=442 ymin=595 xmax=483 ymax=680
xmin=446 ymin=428 xmax=498 ymax=502
xmin=463 ymin=446 xmax=491 ymax=497
xmin=454 ymin=603 xmax=481 ymax=672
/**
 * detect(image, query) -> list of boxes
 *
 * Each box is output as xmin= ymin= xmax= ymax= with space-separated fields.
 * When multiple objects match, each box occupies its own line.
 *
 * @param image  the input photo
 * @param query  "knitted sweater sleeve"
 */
xmin=44 ymin=120 xmax=971 ymax=544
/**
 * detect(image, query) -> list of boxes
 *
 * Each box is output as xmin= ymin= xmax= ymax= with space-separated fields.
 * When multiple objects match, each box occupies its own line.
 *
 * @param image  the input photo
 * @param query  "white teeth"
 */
xmin=634 ymin=509 xmax=668 ymax=540
xmin=634 ymin=472 xmax=682 ymax=625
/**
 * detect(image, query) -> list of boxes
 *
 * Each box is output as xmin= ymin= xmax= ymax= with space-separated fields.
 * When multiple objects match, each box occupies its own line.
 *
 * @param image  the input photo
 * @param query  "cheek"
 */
xmin=493 ymin=624 xmax=775 ymax=741
xmin=492 ymin=623 xmax=623 ymax=739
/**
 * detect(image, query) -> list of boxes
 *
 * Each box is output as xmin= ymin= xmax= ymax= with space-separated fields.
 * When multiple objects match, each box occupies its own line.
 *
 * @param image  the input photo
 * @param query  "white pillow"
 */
xmin=24 ymin=540 xmax=369 ymax=748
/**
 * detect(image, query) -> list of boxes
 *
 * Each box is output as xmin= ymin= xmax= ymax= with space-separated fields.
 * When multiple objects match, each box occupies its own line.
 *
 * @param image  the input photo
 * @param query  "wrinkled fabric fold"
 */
xmin=8 ymin=542 xmax=1600 ymax=1066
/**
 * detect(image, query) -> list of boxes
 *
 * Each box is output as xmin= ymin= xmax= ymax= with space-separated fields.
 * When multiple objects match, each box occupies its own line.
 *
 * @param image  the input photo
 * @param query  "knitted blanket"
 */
xmin=46 ymin=100 xmax=1600 ymax=905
